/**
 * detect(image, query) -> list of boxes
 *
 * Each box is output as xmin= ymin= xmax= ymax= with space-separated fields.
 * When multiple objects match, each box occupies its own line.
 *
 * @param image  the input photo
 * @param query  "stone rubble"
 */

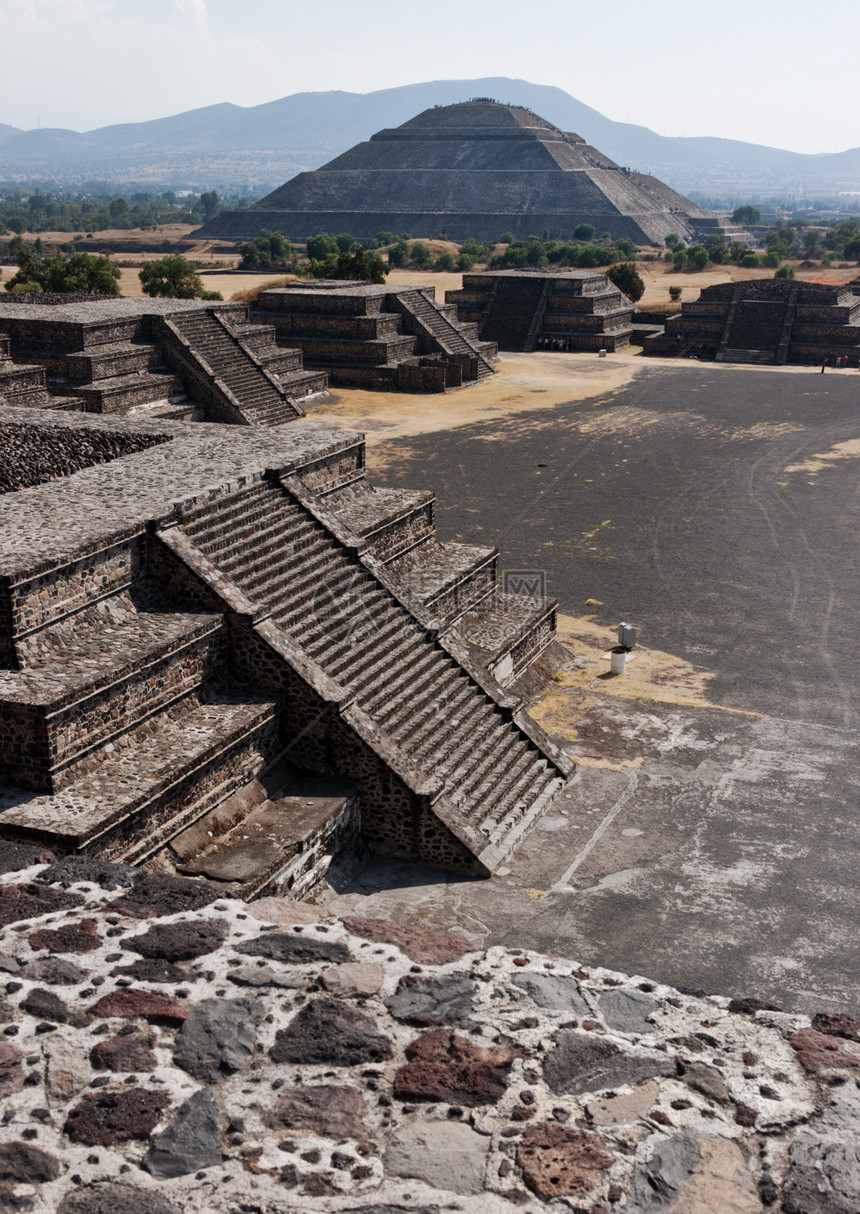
xmin=0 ymin=847 xmax=857 ymax=1213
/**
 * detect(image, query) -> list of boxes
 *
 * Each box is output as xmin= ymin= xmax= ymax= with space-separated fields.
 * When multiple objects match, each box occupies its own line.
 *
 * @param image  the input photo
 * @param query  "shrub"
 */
xmin=774 ymin=265 xmax=795 ymax=279
xmin=335 ymin=233 xmax=358 ymax=253
xmin=574 ymin=223 xmax=596 ymax=242
xmin=306 ymin=232 xmax=338 ymax=260
xmin=672 ymin=248 xmax=688 ymax=270
xmin=410 ymin=241 xmax=433 ymax=267
xmin=741 ymin=253 xmax=761 ymax=268
xmin=605 ymin=262 xmax=644 ymax=302
xmin=732 ymin=205 xmax=761 ymax=225
xmin=499 ymin=231 xmax=514 ymax=244
xmin=687 ymin=246 xmax=709 ymax=271
xmin=456 ymin=253 xmax=475 ymax=271
xmin=669 ymin=285 xmax=682 ymax=302
xmin=435 ymin=252 xmax=456 ymax=271
xmin=763 ymin=250 xmax=781 ymax=268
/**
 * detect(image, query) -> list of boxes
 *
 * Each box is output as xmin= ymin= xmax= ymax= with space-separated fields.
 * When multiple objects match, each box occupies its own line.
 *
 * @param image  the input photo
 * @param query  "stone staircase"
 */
xmin=0 ymin=336 xmax=57 ymax=410
xmin=0 ymin=549 xmax=282 ymax=862
xmin=479 ymin=276 xmax=549 ymax=350
xmin=175 ymin=479 xmax=567 ymax=869
xmin=718 ymin=298 xmax=789 ymax=366
xmin=393 ymin=290 xmax=496 ymax=377
xmin=168 ymin=310 xmax=305 ymax=426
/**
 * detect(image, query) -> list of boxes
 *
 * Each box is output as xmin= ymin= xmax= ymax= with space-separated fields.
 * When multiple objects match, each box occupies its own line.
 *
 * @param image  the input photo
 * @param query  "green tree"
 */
xmin=46 ymin=252 xmax=121 ymax=294
xmin=460 ymin=238 xmax=484 ymax=259
xmin=802 ymin=229 xmax=821 ymax=255
xmin=669 ymin=285 xmax=682 ymax=302
xmin=774 ymin=265 xmax=795 ymax=279
xmin=574 ymin=223 xmax=596 ymax=242
xmin=139 ymin=254 xmax=214 ymax=298
xmin=109 ymin=197 xmax=129 ymax=220
xmin=374 ymin=231 xmax=397 ymax=247
xmin=387 ymin=241 xmax=409 ymax=267
xmin=435 ymin=251 xmax=456 ymax=271
xmin=335 ymin=233 xmax=358 ymax=253
xmin=843 ymin=236 xmax=860 ymax=261
xmin=687 ymin=246 xmax=709 ymax=270
xmin=741 ymin=253 xmax=761 ymax=268
xmin=499 ymin=231 xmax=514 ymax=244
xmin=732 ymin=205 xmax=761 ymax=225
xmin=305 ymin=246 xmax=387 ymax=284
xmin=410 ymin=241 xmax=433 ymax=267
xmin=605 ymin=262 xmax=645 ymax=302
xmin=306 ymin=232 xmax=338 ymax=260
xmin=456 ymin=253 xmax=475 ymax=271
xmin=665 ymin=233 xmax=682 ymax=249
xmin=762 ymin=250 xmax=781 ymax=268
xmin=672 ymin=248 xmax=688 ymax=270
xmin=199 ymin=191 xmax=220 ymax=222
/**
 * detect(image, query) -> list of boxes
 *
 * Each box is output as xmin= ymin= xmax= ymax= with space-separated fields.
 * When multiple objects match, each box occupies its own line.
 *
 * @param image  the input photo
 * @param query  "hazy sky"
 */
xmin=1 ymin=0 xmax=856 ymax=154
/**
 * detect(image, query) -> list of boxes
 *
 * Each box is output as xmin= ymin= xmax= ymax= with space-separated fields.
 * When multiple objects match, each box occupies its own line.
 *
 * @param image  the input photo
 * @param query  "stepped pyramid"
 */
xmin=197 ymin=99 xmax=714 ymax=245
xmin=0 ymin=408 xmax=570 ymax=896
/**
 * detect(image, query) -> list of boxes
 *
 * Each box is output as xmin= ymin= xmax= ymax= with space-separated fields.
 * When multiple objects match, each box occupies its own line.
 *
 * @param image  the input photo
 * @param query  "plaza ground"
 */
xmin=305 ymin=351 xmax=860 ymax=1016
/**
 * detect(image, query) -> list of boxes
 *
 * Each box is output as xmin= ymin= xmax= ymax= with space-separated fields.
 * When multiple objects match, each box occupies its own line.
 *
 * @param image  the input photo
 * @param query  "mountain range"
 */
xmin=1 ymin=77 xmax=858 ymax=202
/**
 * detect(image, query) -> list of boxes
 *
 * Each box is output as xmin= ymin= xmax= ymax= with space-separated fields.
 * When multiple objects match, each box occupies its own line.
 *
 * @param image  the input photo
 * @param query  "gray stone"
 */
xmin=226 ymin=964 xmax=303 ymax=989
xmin=57 ymin=1183 xmax=180 ymax=1214
xmin=598 ymin=987 xmax=655 ymax=1034
xmin=626 ymin=1131 xmax=701 ymax=1211
xmin=681 ymin=1061 xmax=731 ymax=1104
xmin=784 ymin=1133 xmax=860 ymax=1214
xmin=234 ymin=931 xmax=350 ymax=965
xmin=126 ymin=917 xmax=228 ymax=962
xmin=182 ymin=842 xmax=278 ymax=882
xmin=270 ymin=998 xmax=393 ymax=1066
xmin=173 ymin=998 xmax=261 ymax=1083
xmin=143 ymin=1087 xmax=221 ymax=1179
xmin=543 ymin=1031 xmax=674 ymax=1095
xmin=385 ymin=1120 xmax=490 ymax=1194
xmin=512 ymin=972 xmax=590 ymax=1016
xmin=39 ymin=857 xmax=139 ymax=890
xmin=385 ymin=976 xmax=476 ymax=1026
xmin=45 ymin=1036 xmax=92 ymax=1102
xmin=0 ymin=841 xmax=54 ymax=875
xmin=22 ymin=956 xmax=86 ymax=985
xmin=266 ymin=1084 xmax=367 ymax=1138
xmin=0 ymin=1140 xmax=60 ymax=1183
xmin=322 ymin=962 xmax=384 ymax=998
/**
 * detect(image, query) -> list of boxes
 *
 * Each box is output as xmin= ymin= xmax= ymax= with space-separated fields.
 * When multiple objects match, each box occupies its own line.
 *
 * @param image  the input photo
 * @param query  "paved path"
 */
xmin=318 ymin=359 xmax=860 ymax=1015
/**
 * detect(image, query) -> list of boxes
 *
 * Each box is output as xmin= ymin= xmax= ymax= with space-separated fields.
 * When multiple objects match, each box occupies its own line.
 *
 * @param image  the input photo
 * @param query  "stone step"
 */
xmin=0 ymin=690 xmax=282 ymax=858
xmin=395 ymin=677 xmax=478 ymax=759
xmin=76 ymin=371 xmax=185 ymax=415
xmin=0 ymin=612 xmax=226 ymax=792
xmin=178 ymin=480 xmax=277 ymax=537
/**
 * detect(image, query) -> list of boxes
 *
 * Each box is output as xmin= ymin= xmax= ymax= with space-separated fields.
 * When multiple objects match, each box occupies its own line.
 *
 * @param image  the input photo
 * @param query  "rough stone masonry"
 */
xmin=0 ymin=845 xmax=857 ymax=1213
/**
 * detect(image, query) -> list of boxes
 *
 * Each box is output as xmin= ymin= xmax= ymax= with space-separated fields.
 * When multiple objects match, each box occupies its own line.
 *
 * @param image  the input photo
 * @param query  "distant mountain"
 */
xmin=1 ymin=78 xmax=858 ymax=200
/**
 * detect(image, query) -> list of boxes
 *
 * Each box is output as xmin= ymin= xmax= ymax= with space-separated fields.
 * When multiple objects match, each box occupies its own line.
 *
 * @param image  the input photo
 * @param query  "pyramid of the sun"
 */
xmin=196 ymin=99 xmax=715 ymax=245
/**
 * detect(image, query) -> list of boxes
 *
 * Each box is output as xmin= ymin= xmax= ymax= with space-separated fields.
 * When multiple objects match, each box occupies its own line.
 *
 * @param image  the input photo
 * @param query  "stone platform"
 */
xmin=0 ymin=850 xmax=856 ymax=1213
xmin=0 ymin=407 xmax=569 ymax=890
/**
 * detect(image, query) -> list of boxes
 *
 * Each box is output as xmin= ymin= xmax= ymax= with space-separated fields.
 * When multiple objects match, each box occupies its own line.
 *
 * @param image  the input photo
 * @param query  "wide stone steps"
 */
xmin=0 ymin=690 xmax=281 ymax=858
xmin=178 ymin=482 xmax=554 ymax=841
xmin=170 ymin=310 xmax=301 ymax=425
xmin=76 ymin=371 xmax=184 ymax=415
xmin=0 ymin=612 xmax=225 ymax=792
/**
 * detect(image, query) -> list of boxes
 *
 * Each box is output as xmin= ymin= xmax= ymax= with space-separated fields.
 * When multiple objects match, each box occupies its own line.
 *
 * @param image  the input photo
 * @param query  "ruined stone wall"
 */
xmin=0 ymin=424 xmax=171 ymax=495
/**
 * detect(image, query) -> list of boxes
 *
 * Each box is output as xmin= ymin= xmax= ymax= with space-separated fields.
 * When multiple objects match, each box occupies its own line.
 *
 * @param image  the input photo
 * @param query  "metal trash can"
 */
xmin=610 ymin=646 xmax=627 ymax=674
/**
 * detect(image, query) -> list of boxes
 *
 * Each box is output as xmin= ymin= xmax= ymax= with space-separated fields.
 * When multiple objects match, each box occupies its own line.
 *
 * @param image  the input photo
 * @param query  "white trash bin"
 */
xmin=610 ymin=646 xmax=627 ymax=674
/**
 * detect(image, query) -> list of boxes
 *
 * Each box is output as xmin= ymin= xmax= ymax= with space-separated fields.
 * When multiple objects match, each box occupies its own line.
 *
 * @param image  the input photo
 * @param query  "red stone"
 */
xmin=89 ymin=988 xmax=187 ymax=1024
xmin=342 ymin=915 xmax=476 ymax=965
xmin=29 ymin=917 xmax=101 ymax=954
xmin=790 ymin=1028 xmax=860 ymax=1073
xmin=0 ymin=883 xmax=83 ymax=928
xmin=265 ymin=1085 xmax=367 ymax=1138
xmin=90 ymin=1030 xmax=157 ymax=1073
xmin=811 ymin=1012 xmax=860 ymax=1042
xmin=65 ymin=1089 xmax=171 ymax=1145
xmin=393 ymin=1028 xmax=520 ymax=1107
xmin=517 ymin=1122 xmax=613 ymax=1199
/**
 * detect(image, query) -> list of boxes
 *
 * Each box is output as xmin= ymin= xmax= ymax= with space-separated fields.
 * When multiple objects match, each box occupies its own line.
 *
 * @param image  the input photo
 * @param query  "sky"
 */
xmin=1 ymin=0 xmax=856 ymax=155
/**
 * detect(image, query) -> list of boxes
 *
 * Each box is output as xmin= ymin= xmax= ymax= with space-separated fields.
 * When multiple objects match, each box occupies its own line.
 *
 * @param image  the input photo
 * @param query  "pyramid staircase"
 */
xmin=163 ymin=310 xmax=306 ymax=426
xmin=479 ymin=276 xmax=549 ymax=350
xmin=392 ymin=290 xmax=496 ymax=377
xmin=718 ymin=298 xmax=789 ymax=366
xmin=170 ymin=474 xmax=569 ymax=872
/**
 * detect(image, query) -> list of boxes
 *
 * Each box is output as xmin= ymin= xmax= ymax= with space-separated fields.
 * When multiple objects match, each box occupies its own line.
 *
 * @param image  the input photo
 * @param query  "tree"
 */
xmin=238 ymin=230 xmax=290 ymax=269
xmin=109 ymin=197 xmax=129 ymax=219
xmin=46 ymin=252 xmax=121 ymax=294
xmin=605 ymin=262 xmax=644 ymax=302
xmin=305 ymin=246 xmax=387 ymax=284
xmin=672 ymin=248 xmax=688 ymax=270
xmin=741 ymin=253 xmax=761 ymax=268
xmin=732 ymin=205 xmax=761 ymax=225
xmin=410 ymin=241 xmax=433 ymax=267
xmin=306 ymin=232 xmax=338 ymax=260
xmin=199 ymin=191 xmax=220 ymax=222
xmin=335 ymin=233 xmax=358 ymax=253
xmin=803 ymin=229 xmax=820 ymax=255
xmin=669 ymin=285 xmax=682 ymax=302
xmin=435 ymin=252 xmax=456 ymax=271
xmin=687 ymin=246 xmax=709 ymax=270
xmin=387 ymin=241 xmax=409 ymax=267
xmin=843 ymin=237 xmax=860 ymax=262
xmin=499 ymin=232 xmax=514 ymax=244
xmin=139 ymin=254 xmax=215 ymax=299
xmin=774 ymin=265 xmax=795 ymax=279
xmin=574 ymin=223 xmax=596 ymax=242
xmin=456 ymin=253 xmax=475 ymax=272
xmin=665 ymin=233 xmax=682 ymax=249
